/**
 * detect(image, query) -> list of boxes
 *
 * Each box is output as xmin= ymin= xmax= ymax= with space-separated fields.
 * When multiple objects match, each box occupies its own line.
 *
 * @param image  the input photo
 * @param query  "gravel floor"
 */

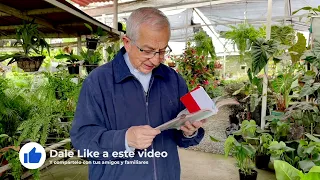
xmin=187 ymin=106 xmax=232 ymax=154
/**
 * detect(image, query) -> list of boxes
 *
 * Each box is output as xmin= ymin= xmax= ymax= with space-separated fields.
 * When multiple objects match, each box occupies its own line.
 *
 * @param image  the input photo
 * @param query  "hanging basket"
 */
xmin=16 ymin=56 xmax=45 ymax=72
xmin=86 ymin=38 xmax=99 ymax=50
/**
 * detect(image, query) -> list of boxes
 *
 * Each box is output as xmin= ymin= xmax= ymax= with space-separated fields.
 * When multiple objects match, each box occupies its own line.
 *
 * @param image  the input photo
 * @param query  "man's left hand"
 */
xmin=180 ymin=119 xmax=207 ymax=136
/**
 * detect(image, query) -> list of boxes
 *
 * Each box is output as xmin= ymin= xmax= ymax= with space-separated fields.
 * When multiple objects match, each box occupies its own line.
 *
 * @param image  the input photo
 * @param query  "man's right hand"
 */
xmin=126 ymin=125 xmax=161 ymax=150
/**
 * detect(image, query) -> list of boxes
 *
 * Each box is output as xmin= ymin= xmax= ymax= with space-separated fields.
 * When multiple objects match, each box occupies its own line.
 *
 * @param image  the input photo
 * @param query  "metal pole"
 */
xmin=261 ymin=0 xmax=273 ymax=129
xmin=77 ymin=36 xmax=82 ymax=78
xmin=223 ymin=53 xmax=226 ymax=78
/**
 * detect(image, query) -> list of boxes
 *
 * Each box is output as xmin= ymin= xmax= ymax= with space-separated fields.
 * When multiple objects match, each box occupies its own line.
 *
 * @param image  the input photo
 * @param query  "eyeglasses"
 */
xmin=130 ymin=40 xmax=172 ymax=59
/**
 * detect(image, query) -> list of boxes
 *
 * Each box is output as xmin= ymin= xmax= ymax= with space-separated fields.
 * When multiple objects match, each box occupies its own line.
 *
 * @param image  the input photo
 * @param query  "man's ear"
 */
xmin=122 ymin=35 xmax=131 ymax=52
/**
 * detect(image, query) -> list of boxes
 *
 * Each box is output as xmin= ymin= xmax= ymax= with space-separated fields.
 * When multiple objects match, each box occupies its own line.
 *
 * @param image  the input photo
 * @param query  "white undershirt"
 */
xmin=123 ymin=52 xmax=152 ymax=93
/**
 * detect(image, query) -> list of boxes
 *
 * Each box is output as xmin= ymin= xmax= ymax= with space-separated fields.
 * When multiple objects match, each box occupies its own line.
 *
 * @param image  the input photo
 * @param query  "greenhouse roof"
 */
xmin=80 ymin=0 xmax=319 ymax=42
xmin=0 ymin=0 xmax=120 ymax=39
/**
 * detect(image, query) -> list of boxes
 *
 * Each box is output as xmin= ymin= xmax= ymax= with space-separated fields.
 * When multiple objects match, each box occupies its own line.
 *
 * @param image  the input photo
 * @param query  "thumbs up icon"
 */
xmin=24 ymin=147 xmax=42 ymax=163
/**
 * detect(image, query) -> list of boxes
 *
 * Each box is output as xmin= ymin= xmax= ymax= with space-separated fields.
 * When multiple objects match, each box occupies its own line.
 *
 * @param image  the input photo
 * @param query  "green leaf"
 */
xmin=303 ymin=172 xmax=320 ymax=180
xmin=84 ymin=23 xmax=93 ymax=33
xmin=209 ymin=135 xmax=221 ymax=142
xmin=309 ymin=166 xmax=320 ymax=173
xmin=299 ymin=160 xmax=316 ymax=172
xmin=303 ymin=145 xmax=316 ymax=154
xmin=306 ymin=133 xmax=320 ymax=142
xmin=251 ymin=38 xmax=278 ymax=75
xmin=289 ymin=33 xmax=306 ymax=63
xmin=274 ymin=160 xmax=303 ymax=180
xmin=300 ymin=83 xmax=320 ymax=97
xmin=0 ymin=134 xmax=9 ymax=138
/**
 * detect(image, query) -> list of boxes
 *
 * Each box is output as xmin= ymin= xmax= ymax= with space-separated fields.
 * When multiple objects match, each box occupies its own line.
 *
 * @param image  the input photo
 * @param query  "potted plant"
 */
xmin=0 ymin=20 xmax=50 ymax=72
xmin=81 ymin=49 xmax=102 ymax=74
xmin=84 ymin=23 xmax=107 ymax=50
xmin=54 ymin=47 xmax=83 ymax=74
xmin=255 ymin=133 xmax=273 ymax=169
xmin=224 ymin=135 xmax=257 ymax=180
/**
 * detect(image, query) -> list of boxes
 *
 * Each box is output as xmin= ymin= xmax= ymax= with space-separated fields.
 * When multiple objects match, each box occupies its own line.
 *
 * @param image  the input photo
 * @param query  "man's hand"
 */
xmin=180 ymin=119 xmax=207 ymax=136
xmin=126 ymin=125 xmax=161 ymax=150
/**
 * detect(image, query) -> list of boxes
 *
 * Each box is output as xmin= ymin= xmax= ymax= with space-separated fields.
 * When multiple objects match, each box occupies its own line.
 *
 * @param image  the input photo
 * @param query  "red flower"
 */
xmin=203 ymin=80 xmax=209 ymax=85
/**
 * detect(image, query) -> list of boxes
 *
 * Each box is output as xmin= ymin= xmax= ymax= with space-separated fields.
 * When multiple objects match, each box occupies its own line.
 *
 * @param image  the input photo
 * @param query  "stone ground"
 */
xmin=35 ymin=149 xmax=275 ymax=180
xmin=188 ymin=106 xmax=231 ymax=154
xmin=33 ymin=106 xmax=276 ymax=180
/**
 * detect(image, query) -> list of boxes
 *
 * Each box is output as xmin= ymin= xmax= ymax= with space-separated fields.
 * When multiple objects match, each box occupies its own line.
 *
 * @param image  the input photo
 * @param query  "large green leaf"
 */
xmin=274 ymin=160 xmax=303 ymax=180
xmin=306 ymin=133 xmax=320 ymax=142
xmin=303 ymin=172 xmax=320 ymax=180
xmin=271 ymin=25 xmax=295 ymax=46
xmin=289 ymin=33 xmax=306 ymax=63
xmin=300 ymin=83 xmax=320 ymax=97
xmin=251 ymin=38 xmax=278 ymax=75
xmin=299 ymin=160 xmax=316 ymax=172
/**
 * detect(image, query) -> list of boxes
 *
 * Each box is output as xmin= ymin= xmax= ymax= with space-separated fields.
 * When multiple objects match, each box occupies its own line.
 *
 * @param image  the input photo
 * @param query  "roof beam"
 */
xmin=0 ymin=3 xmax=62 ymax=31
xmin=0 ymin=23 xmax=84 ymax=31
xmin=0 ymin=32 xmax=79 ymax=39
xmin=83 ymin=0 xmax=243 ymax=17
xmin=0 ymin=7 xmax=64 ymax=17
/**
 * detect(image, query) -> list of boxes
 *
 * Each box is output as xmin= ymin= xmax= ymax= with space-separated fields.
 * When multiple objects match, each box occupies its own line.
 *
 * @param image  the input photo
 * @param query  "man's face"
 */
xmin=123 ymin=23 xmax=170 ymax=74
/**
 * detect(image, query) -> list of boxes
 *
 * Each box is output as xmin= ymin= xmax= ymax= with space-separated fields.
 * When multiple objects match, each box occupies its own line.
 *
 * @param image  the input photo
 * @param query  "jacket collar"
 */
xmin=113 ymin=47 xmax=168 ymax=83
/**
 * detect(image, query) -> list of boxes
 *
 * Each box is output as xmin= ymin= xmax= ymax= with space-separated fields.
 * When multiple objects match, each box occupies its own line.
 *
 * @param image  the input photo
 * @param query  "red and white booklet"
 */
xmin=155 ymin=86 xmax=239 ymax=131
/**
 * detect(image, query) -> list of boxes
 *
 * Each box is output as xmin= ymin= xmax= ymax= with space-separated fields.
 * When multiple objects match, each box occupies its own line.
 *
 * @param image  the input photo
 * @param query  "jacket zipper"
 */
xmin=133 ymin=76 xmax=158 ymax=180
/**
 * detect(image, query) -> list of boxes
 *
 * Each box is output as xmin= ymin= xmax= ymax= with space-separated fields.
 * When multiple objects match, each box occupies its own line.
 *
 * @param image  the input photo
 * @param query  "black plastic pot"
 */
xmin=86 ymin=38 xmax=99 ymax=50
xmin=67 ymin=64 xmax=80 ymax=74
xmin=255 ymin=154 xmax=270 ymax=169
xmin=239 ymin=169 xmax=257 ymax=180
xmin=85 ymin=64 xmax=98 ymax=74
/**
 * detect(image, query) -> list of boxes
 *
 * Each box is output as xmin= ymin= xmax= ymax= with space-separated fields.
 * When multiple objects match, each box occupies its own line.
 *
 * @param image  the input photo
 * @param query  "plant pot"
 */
xmin=255 ymin=154 xmax=270 ymax=169
xmin=239 ymin=169 xmax=257 ymax=180
xmin=86 ymin=38 xmax=99 ymax=50
xmin=85 ymin=64 xmax=99 ymax=74
xmin=270 ymin=110 xmax=284 ymax=116
xmin=67 ymin=64 xmax=80 ymax=74
xmin=16 ymin=56 xmax=45 ymax=72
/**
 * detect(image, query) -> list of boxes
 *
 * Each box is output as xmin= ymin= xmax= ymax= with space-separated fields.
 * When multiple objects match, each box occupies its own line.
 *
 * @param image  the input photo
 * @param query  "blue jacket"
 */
xmin=70 ymin=47 xmax=205 ymax=180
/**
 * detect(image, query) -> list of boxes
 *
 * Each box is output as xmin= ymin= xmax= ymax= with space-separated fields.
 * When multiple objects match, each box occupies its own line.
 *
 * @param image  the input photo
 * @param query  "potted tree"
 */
xmin=81 ymin=49 xmax=103 ymax=74
xmin=84 ymin=23 xmax=107 ymax=50
xmin=54 ymin=47 xmax=83 ymax=74
xmin=0 ymin=20 xmax=50 ymax=72
xmin=224 ymin=135 xmax=257 ymax=180
xmin=255 ymin=133 xmax=273 ymax=169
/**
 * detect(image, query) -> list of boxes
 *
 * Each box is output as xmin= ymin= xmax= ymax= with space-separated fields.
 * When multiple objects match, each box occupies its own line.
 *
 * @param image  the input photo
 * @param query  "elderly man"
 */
xmin=70 ymin=7 xmax=206 ymax=180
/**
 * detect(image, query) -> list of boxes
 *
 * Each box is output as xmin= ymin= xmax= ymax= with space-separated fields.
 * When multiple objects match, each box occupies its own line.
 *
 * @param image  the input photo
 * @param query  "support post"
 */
xmin=113 ymin=0 xmax=118 ymax=30
xmin=261 ymin=0 xmax=273 ymax=129
xmin=77 ymin=36 xmax=82 ymax=78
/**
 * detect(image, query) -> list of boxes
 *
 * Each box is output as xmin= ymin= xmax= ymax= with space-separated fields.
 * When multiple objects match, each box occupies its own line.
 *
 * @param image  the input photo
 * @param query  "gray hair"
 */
xmin=126 ymin=7 xmax=170 ymax=41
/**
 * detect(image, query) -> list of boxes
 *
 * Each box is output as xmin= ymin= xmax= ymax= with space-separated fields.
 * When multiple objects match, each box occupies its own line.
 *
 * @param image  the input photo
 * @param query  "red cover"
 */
xmin=180 ymin=86 xmax=201 ymax=113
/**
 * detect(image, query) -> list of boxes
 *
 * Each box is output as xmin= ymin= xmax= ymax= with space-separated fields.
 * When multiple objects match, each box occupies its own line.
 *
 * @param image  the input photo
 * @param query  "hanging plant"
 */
xmin=193 ymin=30 xmax=216 ymax=61
xmin=223 ymin=23 xmax=263 ymax=61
